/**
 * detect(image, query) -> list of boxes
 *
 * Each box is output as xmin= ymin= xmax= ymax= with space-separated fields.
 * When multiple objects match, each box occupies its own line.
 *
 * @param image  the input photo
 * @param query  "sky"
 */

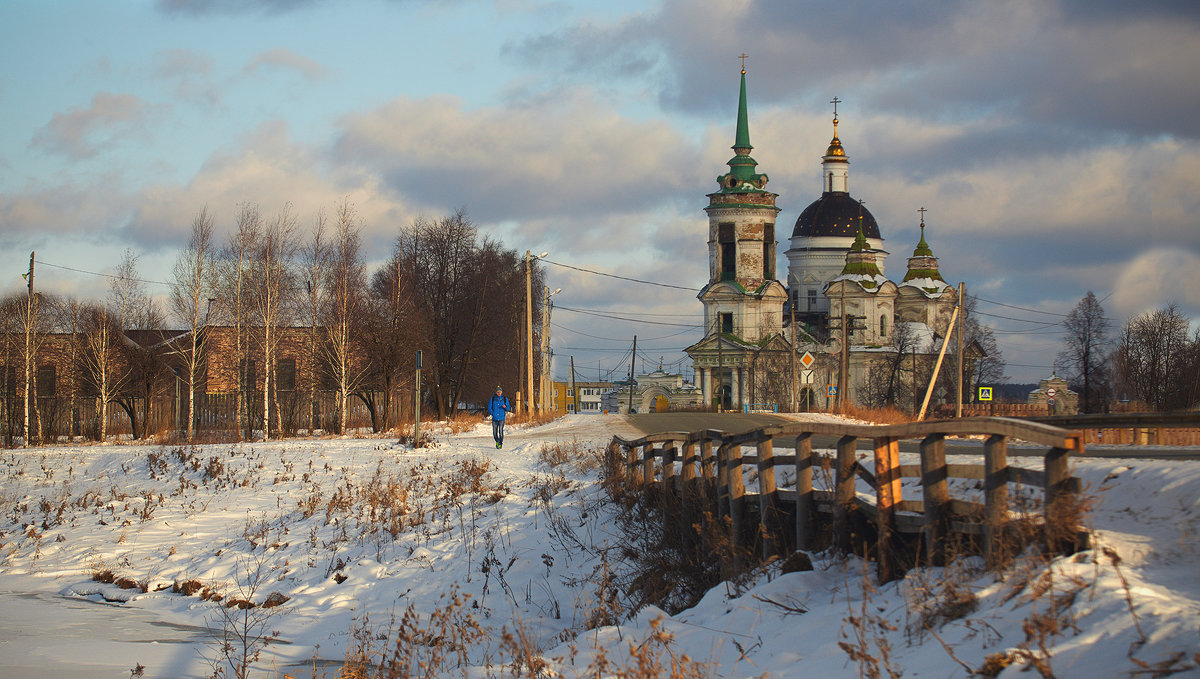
xmin=2 ymin=0 xmax=1199 ymax=385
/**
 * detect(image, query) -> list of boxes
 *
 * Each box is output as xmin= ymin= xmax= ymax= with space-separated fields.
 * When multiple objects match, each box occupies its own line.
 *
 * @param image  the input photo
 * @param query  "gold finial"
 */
xmin=738 ymin=52 xmax=748 ymax=74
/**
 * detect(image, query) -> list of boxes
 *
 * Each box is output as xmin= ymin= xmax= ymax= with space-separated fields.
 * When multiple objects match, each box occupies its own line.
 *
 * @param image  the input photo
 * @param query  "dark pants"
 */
xmin=492 ymin=418 xmax=505 ymax=444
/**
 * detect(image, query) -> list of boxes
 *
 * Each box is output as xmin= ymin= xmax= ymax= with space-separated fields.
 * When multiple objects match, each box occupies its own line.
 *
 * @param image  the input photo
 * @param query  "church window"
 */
xmin=763 ymin=223 xmax=775 ymax=279
xmin=807 ymin=289 xmax=817 ymax=309
xmin=720 ymin=312 xmax=734 ymax=334
xmin=879 ymin=314 xmax=887 ymax=337
xmin=827 ymin=172 xmax=834 ymax=192
xmin=718 ymin=223 xmax=735 ymax=280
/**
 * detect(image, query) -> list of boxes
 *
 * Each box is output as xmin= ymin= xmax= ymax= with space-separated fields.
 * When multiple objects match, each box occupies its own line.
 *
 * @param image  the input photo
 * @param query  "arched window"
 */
xmin=880 ymin=314 xmax=887 ymax=337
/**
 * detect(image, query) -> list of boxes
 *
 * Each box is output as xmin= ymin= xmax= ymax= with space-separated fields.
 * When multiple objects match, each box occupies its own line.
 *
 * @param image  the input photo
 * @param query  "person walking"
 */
xmin=488 ymin=386 xmax=512 ymax=448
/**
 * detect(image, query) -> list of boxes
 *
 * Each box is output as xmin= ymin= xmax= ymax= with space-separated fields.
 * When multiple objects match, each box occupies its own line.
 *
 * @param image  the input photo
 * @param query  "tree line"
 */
xmin=0 ymin=203 xmax=542 ymax=446
xmin=1056 ymin=292 xmax=1200 ymax=413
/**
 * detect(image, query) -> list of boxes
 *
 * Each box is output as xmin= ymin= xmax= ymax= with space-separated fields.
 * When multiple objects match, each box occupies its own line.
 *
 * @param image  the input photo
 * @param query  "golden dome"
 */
xmin=825 ymin=116 xmax=845 ymax=157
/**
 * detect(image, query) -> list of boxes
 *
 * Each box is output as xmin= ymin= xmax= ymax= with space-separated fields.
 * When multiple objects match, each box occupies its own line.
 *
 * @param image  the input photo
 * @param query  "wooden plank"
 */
xmin=795 ymin=432 xmax=814 ymax=551
xmin=874 ymin=436 xmax=902 ymax=582
xmin=920 ymin=433 xmax=949 ymax=567
xmin=984 ymin=434 xmax=1009 ymax=569
xmin=627 ymin=444 xmax=641 ymax=487
xmin=700 ymin=439 xmax=715 ymax=483
xmin=834 ymin=435 xmax=857 ymax=556
xmin=757 ymin=437 xmax=778 ymax=559
xmin=727 ymin=444 xmax=745 ymax=560
xmin=680 ymin=441 xmax=696 ymax=483
xmin=643 ymin=445 xmax=656 ymax=489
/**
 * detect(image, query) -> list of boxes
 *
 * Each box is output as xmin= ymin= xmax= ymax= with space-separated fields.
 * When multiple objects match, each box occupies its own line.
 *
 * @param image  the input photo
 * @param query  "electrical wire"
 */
xmin=541 ymin=259 xmax=700 ymax=291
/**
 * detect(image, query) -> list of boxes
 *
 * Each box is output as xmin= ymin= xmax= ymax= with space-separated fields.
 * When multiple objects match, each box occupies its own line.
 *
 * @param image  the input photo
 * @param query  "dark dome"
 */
xmin=791 ymin=192 xmax=882 ymax=239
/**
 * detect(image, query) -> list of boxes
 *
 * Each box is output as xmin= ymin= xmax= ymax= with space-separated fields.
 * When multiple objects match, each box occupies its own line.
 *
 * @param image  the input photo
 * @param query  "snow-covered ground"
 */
xmin=1 ymin=414 xmax=1198 ymax=678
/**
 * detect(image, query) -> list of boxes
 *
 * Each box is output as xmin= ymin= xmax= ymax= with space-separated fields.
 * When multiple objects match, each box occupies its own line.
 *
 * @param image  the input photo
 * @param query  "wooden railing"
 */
xmin=607 ymin=417 xmax=1085 ymax=582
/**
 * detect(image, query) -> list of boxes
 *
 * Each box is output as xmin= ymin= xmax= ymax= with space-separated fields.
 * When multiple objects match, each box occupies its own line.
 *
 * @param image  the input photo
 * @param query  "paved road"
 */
xmin=621 ymin=412 xmax=1200 ymax=460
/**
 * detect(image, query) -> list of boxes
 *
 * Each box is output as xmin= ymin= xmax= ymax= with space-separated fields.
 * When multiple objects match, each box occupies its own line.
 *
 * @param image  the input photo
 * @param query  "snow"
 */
xmin=1 ymin=414 xmax=1198 ymax=678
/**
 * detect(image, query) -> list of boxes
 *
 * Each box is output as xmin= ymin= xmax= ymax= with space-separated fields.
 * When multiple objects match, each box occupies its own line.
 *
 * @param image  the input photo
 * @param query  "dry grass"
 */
xmin=834 ymin=404 xmax=915 ymax=425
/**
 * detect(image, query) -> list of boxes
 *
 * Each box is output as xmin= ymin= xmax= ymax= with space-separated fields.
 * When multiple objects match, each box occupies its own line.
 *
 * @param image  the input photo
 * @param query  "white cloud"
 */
xmin=243 ymin=48 xmax=327 ymax=82
xmin=31 ymin=92 xmax=157 ymax=159
xmin=1110 ymin=248 xmax=1200 ymax=321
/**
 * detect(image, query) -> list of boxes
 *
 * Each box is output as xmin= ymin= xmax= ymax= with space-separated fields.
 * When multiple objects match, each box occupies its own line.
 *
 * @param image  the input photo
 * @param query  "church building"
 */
xmin=687 ymin=65 xmax=967 ymax=411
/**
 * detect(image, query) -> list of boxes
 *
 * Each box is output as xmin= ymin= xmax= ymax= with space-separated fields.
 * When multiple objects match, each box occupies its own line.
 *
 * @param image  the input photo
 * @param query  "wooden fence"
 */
xmin=607 ymin=417 xmax=1085 ymax=582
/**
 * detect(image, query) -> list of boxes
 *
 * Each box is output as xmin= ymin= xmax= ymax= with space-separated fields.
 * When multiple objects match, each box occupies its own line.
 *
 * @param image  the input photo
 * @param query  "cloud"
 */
xmin=152 ymin=49 xmax=221 ymax=106
xmin=244 ymin=48 xmax=327 ymax=82
xmin=332 ymin=89 xmax=703 ymax=250
xmin=31 ymin=92 xmax=157 ymax=159
xmin=156 ymin=0 xmax=321 ymax=15
xmin=1109 ymin=249 xmax=1200 ymax=321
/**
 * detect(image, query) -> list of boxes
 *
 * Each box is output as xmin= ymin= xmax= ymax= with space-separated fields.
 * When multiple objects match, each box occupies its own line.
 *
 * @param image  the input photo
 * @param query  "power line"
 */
xmin=38 ymin=260 xmax=171 ymax=287
xmin=541 ymin=259 xmax=700 ymax=291
xmin=556 ymin=305 xmax=703 ymax=328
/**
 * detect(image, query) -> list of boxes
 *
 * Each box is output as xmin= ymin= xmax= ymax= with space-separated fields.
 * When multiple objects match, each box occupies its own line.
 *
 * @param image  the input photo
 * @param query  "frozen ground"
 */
xmin=0 ymin=414 xmax=1198 ymax=678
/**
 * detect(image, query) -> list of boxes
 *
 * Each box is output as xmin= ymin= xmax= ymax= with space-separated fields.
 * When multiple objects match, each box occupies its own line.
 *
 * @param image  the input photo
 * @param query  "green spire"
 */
xmin=715 ymin=67 xmax=768 ymax=193
xmin=850 ymin=219 xmax=870 ymax=252
xmin=734 ymin=70 xmax=752 ymax=151
xmin=913 ymin=219 xmax=933 ymax=256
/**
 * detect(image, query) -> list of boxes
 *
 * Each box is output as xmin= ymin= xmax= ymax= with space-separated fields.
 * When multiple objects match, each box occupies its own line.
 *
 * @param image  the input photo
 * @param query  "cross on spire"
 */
xmin=830 ymin=96 xmax=841 ymax=118
xmin=918 ymin=206 xmax=928 ymax=223
xmin=738 ymin=52 xmax=748 ymax=74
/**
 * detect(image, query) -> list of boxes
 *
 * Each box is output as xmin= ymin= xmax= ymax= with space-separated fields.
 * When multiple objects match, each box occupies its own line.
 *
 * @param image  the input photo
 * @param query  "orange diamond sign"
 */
xmin=800 ymin=351 xmax=815 ymax=368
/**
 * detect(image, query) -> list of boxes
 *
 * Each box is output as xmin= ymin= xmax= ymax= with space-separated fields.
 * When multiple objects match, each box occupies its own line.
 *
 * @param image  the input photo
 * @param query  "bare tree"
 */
xmin=299 ymin=211 xmax=328 ymax=433
xmin=170 ymin=207 xmax=215 ymax=442
xmin=397 ymin=210 xmax=529 ymax=418
xmin=110 ymin=250 xmax=168 ymax=440
xmin=252 ymin=204 xmax=298 ymax=440
xmin=321 ymin=200 xmax=367 ymax=434
xmin=1114 ymin=304 xmax=1194 ymax=411
xmin=1055 ymin=291 xmax=1113 ymax=413
xmin=80 ymin=305 xmax=126 ymax=442
xmin=360 ymin=246 xmax=427 ymax=432
xmin=214 ymin=205 xmax=261 ymax=440
xmin=860 ymin=320 xmax=923 ymax=408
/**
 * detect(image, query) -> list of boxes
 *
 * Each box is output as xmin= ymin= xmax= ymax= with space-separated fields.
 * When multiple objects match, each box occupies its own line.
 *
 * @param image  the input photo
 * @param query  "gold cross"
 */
xmin=738 ymin=53 xmax=748 ymax=73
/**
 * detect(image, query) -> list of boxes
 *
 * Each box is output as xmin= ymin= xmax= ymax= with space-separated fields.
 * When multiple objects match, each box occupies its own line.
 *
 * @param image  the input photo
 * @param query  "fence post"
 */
xmin=984 ymin=434 xmax=1009 ymax=569
xmin=643 ymin=445 xmax=657 ymax=490
xmin=662 ymin=445 xmax=677 ymax=493
xmin=833 ymin=435 xmax=857 ymax=555
xmin=628 ymin=444 xmax=642 ymax=487
xmin=919 ymin=433 xmax=949 ymax=566
xmin=606 ymin=440 xmax=623 ymax=485
xmin=681 ymin=440 xmax=696 ymax=484
xmin=727 ymin=443 xmax=745 ymax=559
xmin=1044 ymin=432 xmax=1081 ymax=553
xmin=873 ymin=436 xmax=901 ymax=582
xmin=757 ymin=435 xmax=778 ymax=559
xmin=794 ymin=432 xmax=813 ymax=551
xmin=700 ymin=438 xmax=715 ymax=484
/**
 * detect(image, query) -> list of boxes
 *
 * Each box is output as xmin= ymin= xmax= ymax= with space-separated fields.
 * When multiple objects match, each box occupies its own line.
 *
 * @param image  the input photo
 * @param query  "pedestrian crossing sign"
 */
xmin=827 ymin=385 xmax=837 ymax=397
xmin=979 ymin=386 xmax=993 ymax=401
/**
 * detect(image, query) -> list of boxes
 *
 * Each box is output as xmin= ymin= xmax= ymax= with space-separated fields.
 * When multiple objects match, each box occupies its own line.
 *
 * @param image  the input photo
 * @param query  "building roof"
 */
xmin=792 ymin=191 xmax=881 ymax=239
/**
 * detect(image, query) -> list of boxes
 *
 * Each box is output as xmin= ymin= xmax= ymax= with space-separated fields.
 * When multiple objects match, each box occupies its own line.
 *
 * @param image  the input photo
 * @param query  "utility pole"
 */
xmin=23 ymin=252 xmax=34 ymax=448
xmin=956 ymin=281 xmax=965 ymax=418
xmin=541 ymin=285 xmax=550 ymax=412
xmin=525 ymin=250 xmax=534 ymax=415
xmin=838 ymin=285 xmax=847 ymax=412
xmin=570 ymin=355 xmax=578 ymax=414
xmin=627 ymin=336 xmax=637 ymax=414
xmin=789 ymin=281 xmax=798 ymax=413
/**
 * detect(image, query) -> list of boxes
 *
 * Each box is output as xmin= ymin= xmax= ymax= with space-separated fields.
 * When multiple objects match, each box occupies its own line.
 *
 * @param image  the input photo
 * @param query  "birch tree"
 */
xmin=81 ymin=306 xmax=125 ymax=442
xmin=321 ymin=200 xmax=366 ymax=434
xmin=300 ymin=211 xmax=327 ymax=433
xmin=169 ymin=207 xmax=215 ymax=442
xmin=1055 ymin=291 xmax=1113 ymax=413
xmin=252 ymin=204 xmax=298 ymax=440
xmin=215 ymin=205 xmax=260 ymax=440
xmin=110 ymin=250 xmax=167 ymax=440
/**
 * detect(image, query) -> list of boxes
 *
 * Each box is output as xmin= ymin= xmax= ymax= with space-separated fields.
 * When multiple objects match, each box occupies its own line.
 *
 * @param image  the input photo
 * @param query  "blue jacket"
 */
xmin=488 ymin=394 xmax=511 ymax=421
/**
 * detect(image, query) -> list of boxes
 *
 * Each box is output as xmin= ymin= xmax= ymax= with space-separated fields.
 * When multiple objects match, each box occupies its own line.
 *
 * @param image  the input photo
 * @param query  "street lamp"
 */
xmin=525 ymin=250 xmax=548 ymax=415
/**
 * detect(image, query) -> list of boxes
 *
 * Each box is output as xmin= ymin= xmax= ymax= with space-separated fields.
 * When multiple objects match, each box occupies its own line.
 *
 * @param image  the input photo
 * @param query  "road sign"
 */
xmin=801 ymin=369 xmax=814 ymax=384
xmin=800 ymin=351 xmax=816 ymax=368
xmin=827 ymin=385 xmax=838 ymax=397
xmin=979 ymin=386 xmax=993 ymax=401
xmin=1046 ymin=387 xmax=1057 ymax=398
